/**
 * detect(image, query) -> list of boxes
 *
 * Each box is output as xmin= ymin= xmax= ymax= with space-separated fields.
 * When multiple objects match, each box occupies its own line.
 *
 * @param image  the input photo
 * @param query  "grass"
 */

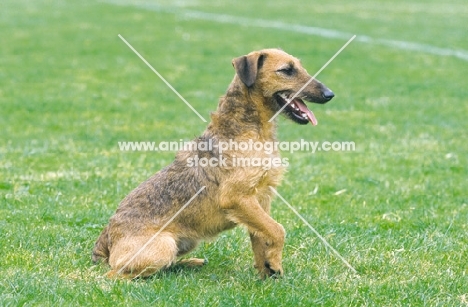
xmin=1 ymin=0 xmax=467 ymax=305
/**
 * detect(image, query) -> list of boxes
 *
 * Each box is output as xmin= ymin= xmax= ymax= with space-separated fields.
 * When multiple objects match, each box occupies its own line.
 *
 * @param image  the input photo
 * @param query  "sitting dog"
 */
xmin=92 ymin=48 xmax=334 ymax=279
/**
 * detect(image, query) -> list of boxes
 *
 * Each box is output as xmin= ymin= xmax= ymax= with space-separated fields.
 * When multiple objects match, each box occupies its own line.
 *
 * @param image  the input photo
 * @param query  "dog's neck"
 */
xmin=207 ymin=77 xmax=278 ymax=142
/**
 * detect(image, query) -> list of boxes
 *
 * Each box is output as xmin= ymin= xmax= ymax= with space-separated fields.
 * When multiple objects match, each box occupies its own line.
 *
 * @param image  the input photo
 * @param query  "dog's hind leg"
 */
xmin=176 ymin=258 xmax=207 ymax=268
xmin=107 ymin=232 xmax=178 ymax=279
xmin=174 ymin=238 xmax=206 ymax=267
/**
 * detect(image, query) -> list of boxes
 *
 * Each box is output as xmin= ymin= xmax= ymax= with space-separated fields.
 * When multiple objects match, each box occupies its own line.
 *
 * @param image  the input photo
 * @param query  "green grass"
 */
xmin=1 ymin=0 xmax=467 ymax=305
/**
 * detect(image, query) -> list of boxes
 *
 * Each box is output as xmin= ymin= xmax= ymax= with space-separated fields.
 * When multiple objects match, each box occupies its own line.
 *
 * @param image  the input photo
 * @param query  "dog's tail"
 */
xmin=92 ymin=225 xmax=110 ymax=264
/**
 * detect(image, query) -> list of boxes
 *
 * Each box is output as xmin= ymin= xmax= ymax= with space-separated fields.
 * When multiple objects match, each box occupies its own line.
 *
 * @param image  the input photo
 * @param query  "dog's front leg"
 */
xmin=249 ymin=232 xmax=271 ymax=277
xmin=224 ymin=195 xmax=285 ymax=278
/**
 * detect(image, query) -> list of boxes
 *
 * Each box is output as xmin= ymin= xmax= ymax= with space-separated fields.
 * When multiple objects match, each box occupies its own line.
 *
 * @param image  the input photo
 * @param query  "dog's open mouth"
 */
xmin=275 ymin=92 xmax=318 ymax=126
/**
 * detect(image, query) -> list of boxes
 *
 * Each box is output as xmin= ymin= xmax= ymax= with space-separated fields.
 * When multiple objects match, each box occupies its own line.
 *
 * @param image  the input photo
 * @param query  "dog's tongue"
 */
xmin=294 ymin=98 xmax=318 ymax=126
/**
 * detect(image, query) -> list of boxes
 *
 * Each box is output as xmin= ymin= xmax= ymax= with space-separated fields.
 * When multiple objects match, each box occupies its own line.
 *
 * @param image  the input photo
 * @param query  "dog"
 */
xmin=92 ymin=48 xmax=334 ymax=279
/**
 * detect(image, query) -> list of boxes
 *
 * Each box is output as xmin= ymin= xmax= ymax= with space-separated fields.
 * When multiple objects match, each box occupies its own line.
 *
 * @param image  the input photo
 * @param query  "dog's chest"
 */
xmin=257 ymin=164 xmax=283 ymax=188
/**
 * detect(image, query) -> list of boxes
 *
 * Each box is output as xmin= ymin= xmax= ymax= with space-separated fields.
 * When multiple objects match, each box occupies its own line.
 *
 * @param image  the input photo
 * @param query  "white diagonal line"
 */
xmin=117 ymin=186 xmax=206 ymax=276
xmin=118 ymin=34 xmax=207 ymax=122
xmin=269 ymin=186 xmax=358 ymax=274
xmin=269 ymin=35 xmax=356 ymax=123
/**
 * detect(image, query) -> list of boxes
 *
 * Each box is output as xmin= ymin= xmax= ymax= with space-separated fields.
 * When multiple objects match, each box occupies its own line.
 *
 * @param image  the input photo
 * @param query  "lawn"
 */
xmin=1 ymin=0 xmax=467 ymax=306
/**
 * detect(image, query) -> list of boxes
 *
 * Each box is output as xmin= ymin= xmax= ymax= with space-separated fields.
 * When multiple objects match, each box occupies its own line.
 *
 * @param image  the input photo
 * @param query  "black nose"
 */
xmin=322 ymin=89 xmax=335 ymax=101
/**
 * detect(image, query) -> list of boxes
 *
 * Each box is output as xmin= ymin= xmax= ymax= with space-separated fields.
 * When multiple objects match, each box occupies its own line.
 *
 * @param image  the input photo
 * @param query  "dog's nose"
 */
xmin=322 ymin=89 xmax=335 ymax=101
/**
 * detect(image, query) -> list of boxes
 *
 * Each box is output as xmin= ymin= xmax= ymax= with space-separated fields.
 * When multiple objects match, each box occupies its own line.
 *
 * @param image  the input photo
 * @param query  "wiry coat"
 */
xmin=92 ymin=49 xmax=334 ymax=279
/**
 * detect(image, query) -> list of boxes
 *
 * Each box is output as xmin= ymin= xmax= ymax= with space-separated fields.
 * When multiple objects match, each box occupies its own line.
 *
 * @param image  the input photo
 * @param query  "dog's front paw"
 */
xmin=260 ymin=261 xmax=283 ymax=279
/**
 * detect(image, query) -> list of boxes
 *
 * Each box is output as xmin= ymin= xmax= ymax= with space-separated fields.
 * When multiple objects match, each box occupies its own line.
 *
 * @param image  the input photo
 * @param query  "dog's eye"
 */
xmin=277 ymin=66 xmax=295 ymax=76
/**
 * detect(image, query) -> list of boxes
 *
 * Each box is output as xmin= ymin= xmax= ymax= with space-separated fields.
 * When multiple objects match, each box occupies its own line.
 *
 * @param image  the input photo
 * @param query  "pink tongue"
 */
xmin=293 ymin=98 xmax=318 ymax=126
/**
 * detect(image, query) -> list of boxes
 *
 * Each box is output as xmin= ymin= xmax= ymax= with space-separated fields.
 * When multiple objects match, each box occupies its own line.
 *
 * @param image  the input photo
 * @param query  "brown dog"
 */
xmin=92 ymin=48 xmax=334 ymax=279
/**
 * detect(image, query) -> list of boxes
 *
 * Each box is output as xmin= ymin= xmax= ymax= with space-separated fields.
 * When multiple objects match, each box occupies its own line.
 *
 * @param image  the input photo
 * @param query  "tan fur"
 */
xmin=92 ymin=49 xmax=333 ymax=279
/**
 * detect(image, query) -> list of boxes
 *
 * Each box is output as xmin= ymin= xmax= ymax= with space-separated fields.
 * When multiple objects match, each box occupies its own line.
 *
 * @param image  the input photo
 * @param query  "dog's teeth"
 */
xmin=302 ymin=113 xmax=307 ymax=119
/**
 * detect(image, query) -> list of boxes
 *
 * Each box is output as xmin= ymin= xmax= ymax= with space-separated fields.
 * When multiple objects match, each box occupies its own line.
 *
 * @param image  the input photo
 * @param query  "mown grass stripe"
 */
xmin=103 ymin=0 xmax=468 ymax=61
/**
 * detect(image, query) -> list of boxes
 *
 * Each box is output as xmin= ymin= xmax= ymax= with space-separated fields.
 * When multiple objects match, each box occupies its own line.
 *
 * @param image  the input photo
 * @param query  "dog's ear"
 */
xmin=232 ymin=53 xmax=265 ymax=88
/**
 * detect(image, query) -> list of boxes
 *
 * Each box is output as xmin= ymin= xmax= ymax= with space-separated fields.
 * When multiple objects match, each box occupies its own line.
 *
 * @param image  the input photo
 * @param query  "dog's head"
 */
xmin=232 ymin=49 xmax=334 ymax=125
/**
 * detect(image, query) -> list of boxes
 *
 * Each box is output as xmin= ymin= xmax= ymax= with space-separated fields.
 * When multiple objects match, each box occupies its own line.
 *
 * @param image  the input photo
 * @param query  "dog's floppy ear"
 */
xmin=232 ymin=52 xmax=265 ymax=88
